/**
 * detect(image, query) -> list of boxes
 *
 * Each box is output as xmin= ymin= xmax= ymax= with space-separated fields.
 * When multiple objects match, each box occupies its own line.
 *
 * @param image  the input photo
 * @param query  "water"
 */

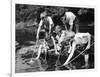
xmin=15 ymin=22 xmax=94 ymax=73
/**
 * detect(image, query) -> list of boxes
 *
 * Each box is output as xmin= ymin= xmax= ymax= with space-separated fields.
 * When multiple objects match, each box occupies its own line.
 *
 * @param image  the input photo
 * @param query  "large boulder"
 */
xmin=16 ymin=21 xmax=38 ymax=44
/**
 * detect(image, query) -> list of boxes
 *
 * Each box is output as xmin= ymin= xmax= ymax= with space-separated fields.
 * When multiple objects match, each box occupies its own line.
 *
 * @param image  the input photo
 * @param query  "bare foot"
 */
xmin=26 ymin=59 xmax=35 ymax=65
xmin=81 ymin=64 xmax=89 ymax=69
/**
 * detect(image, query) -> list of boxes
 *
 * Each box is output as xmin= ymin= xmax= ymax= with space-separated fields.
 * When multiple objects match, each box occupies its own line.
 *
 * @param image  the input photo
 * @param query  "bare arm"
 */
xmin=36 ymin=20 xmax=43 ymax=40
xmin=86 ymin=34 xmax=91 ymax=50
xmin=69 ymin=14 xmax=76 ymax=31
xmin=63 ymin=41 xmax=76 ymax=65
xmin=49 ymin=24 xmax=52 ymax=34
xmin=51 ymin=36 xmax=57 ymax=51
xmin=51 ymin=36 xmax=59 ymax=54
xmin=69 ymin=20 xmax=74 ymax=31
xmin=48 ymin=17 xmax=54 ymax=33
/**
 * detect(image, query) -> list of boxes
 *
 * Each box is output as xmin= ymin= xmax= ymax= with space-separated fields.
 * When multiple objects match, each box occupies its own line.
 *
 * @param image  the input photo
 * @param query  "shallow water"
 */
xmin=15 ymin=28 xmax=94 ymax=73
xmin=16 ymin=48 xmax=94 ymax=73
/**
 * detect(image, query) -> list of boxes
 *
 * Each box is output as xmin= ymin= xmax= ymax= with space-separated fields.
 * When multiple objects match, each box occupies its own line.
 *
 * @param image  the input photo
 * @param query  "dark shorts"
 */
xmin=76 ymin=43 xmax=90 ymax=54
xmin=39 ymin=29 xmax=49 ymax=39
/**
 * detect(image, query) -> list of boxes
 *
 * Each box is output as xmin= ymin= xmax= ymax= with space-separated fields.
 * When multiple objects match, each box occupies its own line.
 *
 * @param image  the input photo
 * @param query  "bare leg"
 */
xmin=43 ymin=40 xmax=47 ymax=61
xmin=69 ymin=24 xmax=73 ymax=31
xmin=84 ymin=54 xmax=89 ymax=66
xmin=51 ymin=36 xmax=59 ymax=54
xmin=82 ymin=54 xmax=89 ymax=68
xmin=34 ymin=45 xmax=42 ymax=60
